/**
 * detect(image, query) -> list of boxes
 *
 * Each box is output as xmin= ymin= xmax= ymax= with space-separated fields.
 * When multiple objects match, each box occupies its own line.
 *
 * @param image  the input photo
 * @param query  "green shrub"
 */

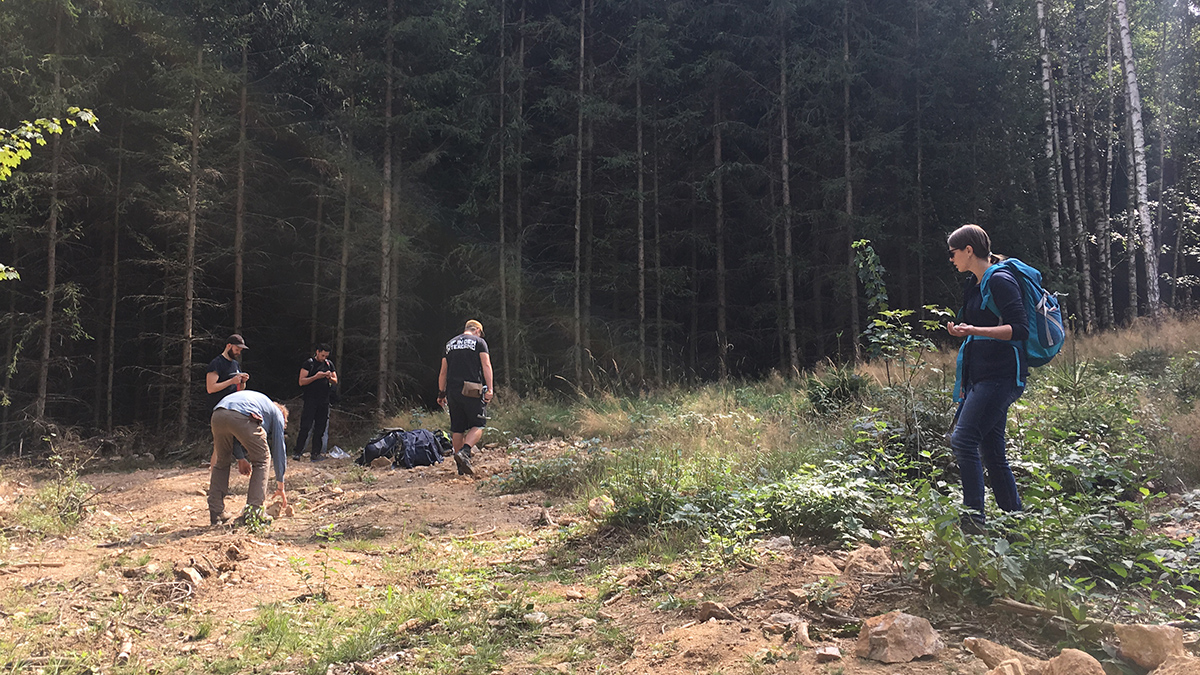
xmin=806 ymin=366 xmax=874 ymax=415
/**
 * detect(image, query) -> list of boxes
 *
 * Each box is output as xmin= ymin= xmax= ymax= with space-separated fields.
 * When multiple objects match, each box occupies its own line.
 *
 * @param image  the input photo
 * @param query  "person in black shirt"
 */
xmin=207 ymin=334 xmax=252 ymax=477
xmin=206 ymin=334 xmax=250 ymax=409
xmin=292 ymin=343 xmax=338 ymax=462
xmin=946 ymin=224 xmax=1028 ymax=535
xmin=436 ymin=320 xmax=494 ymax=476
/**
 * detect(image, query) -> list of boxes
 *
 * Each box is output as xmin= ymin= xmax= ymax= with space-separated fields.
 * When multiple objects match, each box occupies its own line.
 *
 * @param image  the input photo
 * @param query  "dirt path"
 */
xmin=0 ymin=444 xmax=1039 ymax=674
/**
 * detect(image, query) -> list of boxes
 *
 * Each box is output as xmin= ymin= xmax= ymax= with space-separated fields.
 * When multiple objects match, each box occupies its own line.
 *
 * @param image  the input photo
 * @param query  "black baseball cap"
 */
xmin=226 ymin=334 xmax=249 ymax=349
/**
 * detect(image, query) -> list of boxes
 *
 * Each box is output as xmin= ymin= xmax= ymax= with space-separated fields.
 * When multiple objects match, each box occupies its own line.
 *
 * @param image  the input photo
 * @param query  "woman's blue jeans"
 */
xmin=951 ymin=379 xmax=1024 ymax=524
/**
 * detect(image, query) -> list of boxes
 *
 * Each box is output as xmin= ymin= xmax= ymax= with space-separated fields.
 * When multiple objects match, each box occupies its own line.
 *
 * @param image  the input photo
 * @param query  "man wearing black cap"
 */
xmin=207 ymin=334 xmax=252 ymax=476
xmin=207 ymin=334 xmax=250 ymax=408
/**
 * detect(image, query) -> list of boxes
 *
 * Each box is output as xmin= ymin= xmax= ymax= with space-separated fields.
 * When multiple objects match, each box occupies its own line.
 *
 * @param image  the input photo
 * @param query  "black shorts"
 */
xmin=447 ymin=392 xmax=486 ymax=434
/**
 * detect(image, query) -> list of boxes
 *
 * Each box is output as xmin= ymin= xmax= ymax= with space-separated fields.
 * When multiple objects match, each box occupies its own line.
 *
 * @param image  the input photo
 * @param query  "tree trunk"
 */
xmin=179 ymin=44 xmax=203 ymax=432
xmin=780 ymin=24 xmax=798 ymax=374
xmin=377 ymin=0 xmax=394 ymax=414
xmin=1037 ymin=0 xmax=1064 ymax=269
xmin=653 ymin=106 xmax=663 ymax=385
xmin=1061 ymin=62 xmax=1095 ymax=330
xmin=337 ymin=130 xmax=353 ymax=363
xmin=572 ymin=0 xmax=584 ymax=386
xmin=1116 ymin=0 xmax=1159 ymax=315
xmin=35 ymin=10 xmax=64 ymax=422
xmin=498 ymin=0 xmax=510 ymax=390
xmin=105 ymin=124 xmax=124 ymax=432
xmin=512 ymin=0 xmax=526 ymax=381
xmin=843 ymin=0 xmax=859 ymax=361
xmin=310 ymin=186 xmax=323 ymax=347
xmin=713 ymin=89 xmax=727 ymax=381
xmin=234 ymin=43 xmax=247 ymax=334
xmin=915 ymin=2 xmax=925 ymax=315
xmin=2 ymin=241 xmax=16 ymax=449
xmin=1125 ymin=105 xmax=1140 ymax=323
xmin=636 ymin=50 xmax=646 ymax=384
xmin=1099 ymin=0 xmax=1116 ymax=327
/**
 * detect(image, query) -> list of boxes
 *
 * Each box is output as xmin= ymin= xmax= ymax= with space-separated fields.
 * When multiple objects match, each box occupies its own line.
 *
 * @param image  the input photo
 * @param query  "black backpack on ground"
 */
xmin=356 ymin=429 xmax=446 ymax=469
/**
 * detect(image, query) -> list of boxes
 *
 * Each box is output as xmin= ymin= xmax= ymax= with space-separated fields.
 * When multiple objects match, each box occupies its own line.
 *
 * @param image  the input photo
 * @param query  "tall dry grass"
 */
xmin=1070 ymin=314 xmax=1200 ymax=362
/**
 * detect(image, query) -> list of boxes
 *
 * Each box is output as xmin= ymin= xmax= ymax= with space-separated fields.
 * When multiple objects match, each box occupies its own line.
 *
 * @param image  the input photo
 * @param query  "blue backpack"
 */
xmin=954 ymin=258 xmax=1064 ymax=400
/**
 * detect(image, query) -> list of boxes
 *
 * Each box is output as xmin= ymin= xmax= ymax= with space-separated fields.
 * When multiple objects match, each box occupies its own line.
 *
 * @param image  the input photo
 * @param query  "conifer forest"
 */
xmin=1 ymin=0 xmax=1199 ymax=446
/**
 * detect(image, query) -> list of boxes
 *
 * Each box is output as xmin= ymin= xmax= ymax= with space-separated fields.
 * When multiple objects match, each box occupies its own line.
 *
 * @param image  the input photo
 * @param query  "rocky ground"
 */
xmin=1 ymin=440 xmax=1198 ymax=674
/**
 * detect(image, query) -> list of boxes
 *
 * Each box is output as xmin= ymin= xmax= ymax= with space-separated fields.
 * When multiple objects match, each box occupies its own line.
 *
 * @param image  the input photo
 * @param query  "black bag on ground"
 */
xmin=357 ymin=429 xmax=405 ymax=466
xmin=356 ymin=429 xmax=447 ymax=469
xmin=396 ymin=429 xmax=444 ymax=469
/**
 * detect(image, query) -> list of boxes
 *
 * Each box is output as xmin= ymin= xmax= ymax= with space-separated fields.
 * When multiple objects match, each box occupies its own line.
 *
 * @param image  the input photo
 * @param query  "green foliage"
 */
xmin=0 ymin=109 xmax=98 ymax=182
xmin=806 ymin=366 xmax=875 ymax=415
xmin=12 ymin=454 xmax=96 ymax=537
xmin=491 ymin=445 xmax=613 ymax=495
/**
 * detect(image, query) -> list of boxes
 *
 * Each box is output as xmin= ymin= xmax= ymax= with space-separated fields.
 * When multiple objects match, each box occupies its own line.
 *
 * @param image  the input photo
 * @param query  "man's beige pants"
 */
xmin=208 ymin=408 xmax=270 ymax=519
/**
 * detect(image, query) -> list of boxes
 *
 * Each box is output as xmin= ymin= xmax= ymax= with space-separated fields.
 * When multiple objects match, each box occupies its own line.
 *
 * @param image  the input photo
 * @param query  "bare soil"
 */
xmin=0 ymin=443 xmax=1096 ymax=674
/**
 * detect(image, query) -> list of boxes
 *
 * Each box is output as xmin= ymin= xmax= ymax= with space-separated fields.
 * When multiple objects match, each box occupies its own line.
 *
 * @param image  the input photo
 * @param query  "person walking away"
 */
xmin=293 ymin=343 xmax=338 ymax=462
xmin=946 ymin=224 xmax=1028 ymax=535
xmin=437 ymin=319 xmax=494 ymax=476
xmin=208 ymin=389 xmax=289 ymax=526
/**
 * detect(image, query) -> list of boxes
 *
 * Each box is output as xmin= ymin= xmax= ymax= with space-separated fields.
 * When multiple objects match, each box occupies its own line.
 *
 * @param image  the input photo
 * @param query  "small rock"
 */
xmin=785 ymin=588 xmax=808 ymax=605
xmin=843 ymin=545 xmax=892 ymax=576
xmin=330 ymin=486 xmax=344 ymax=494
xmin=617 ymin=571 xmax=647 ymax=587
xmin=596 ymin=610 xmax=616 ymax=621
xmin=573 ymin=618 xmax=598 ymax=631
xmin=283 ymin=504 xmax=295 ymax=517
xmin=370 ymin=457 xmax=392 ymax=470
xmin=174 ymin=567 xmax=203 ymax=586
xmin=523 ymin=612 xmax=549 ymax=625
xmin=766 ymin=612 xmax=803 ymax=626
xmin=564 ymin=589 xmax=585 ymax=600
xmin=1116 ymin=624 xmax=1186 ymax=670
xmin=588 ymin=495 xmax=615 ymax=520
xmin=265 ymin=502 xmax=283 ymax=518
xmin=1042 ymin=649 xmax=1104 ymax=675
xmin=193 ymin=489 xmax=207 ymax=496
xmin=145 ymin=563 xmax=160 ymax=576
xmin=807 ymin=555 xmax=842 ymax=577
xmin=855 ymin=611 xmax=944 ymax=663
xmin=985 ymin=660 xmax=1026 ymax=675
xmin=963 ymin=637 xmax=1043 ymax=675
xmin=697 ymin=601 xmax=737 ymax=622
xmin=761 ymin=535 xmax=793 ymax=551
xmin=1147 ymin=655 xmax=1200 ymax=675
xmin=815 ymin=646 xmax=842 ymax=663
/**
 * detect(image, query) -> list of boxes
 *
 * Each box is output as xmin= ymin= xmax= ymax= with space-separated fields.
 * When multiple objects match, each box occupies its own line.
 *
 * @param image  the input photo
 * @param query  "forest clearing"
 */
xmin=3 ymin=319 xmax=1200 ymax=675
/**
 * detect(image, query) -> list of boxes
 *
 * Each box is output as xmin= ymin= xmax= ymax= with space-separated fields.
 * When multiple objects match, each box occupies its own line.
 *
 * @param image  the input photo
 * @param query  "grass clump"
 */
xmin=11 ymin=454 xmax=96 ymax=537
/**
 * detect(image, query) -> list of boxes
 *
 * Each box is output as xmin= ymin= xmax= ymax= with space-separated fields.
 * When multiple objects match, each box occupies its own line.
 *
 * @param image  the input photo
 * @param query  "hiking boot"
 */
xmin=454 ymin=450 xmax=475 ymax=476
xmin=210 ymin=511 xmax=233 ymax=526
xmin=311 ymin=454 xmax=329 ymax=463
xmin=460 ymin=444 xmax=473 ymax=459
xmin=959 ymin=515 xmax=988 ymax=537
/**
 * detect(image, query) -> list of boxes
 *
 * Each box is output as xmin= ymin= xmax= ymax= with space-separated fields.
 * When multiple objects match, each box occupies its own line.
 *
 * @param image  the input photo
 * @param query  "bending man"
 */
xmin=208 ymin=389 xmax=289 ymax=526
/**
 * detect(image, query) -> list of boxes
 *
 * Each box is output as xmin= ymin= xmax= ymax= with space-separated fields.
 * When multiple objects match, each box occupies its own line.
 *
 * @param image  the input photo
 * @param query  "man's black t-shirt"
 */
xmin=207 ymin=355 xmax=241 ymax=409
xmin=444 ymin=333 xmax=488 ymax=388
xmin=301 ymin=357 xmax=336 ymax=404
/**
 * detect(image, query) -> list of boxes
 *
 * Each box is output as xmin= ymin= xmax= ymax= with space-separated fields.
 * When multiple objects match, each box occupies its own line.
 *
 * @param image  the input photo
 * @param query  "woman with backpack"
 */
xmin=945 ymin=224 xmax=1029 ymax=535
